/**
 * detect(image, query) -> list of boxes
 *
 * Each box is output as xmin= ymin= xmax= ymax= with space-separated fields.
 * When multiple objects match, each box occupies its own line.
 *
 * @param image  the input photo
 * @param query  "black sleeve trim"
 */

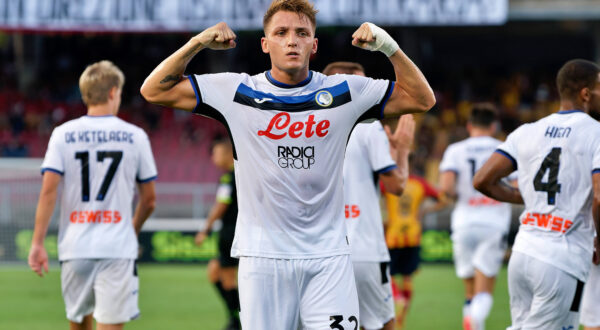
xmin=495 ymin=149 xmax=517 ymax=170
xmin=361 ymin=80 xmax=394 ymax=122
xmin=186 ymin=74 xmax=238 ymax=160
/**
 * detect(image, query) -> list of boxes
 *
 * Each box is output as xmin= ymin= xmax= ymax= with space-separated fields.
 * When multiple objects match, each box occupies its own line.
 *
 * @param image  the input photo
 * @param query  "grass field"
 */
xmin=0 ymin=263 xmax=512 ymax=330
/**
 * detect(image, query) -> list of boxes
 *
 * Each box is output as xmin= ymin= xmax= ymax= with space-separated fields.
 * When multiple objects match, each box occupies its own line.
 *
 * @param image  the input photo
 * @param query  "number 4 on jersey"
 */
xmin=533 ymin=147 xmax=562 ymax=205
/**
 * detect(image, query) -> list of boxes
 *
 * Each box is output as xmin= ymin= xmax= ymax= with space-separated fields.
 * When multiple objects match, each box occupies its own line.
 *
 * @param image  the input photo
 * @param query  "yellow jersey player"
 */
xmin=385 ymin=170 xmax=442 ymax=327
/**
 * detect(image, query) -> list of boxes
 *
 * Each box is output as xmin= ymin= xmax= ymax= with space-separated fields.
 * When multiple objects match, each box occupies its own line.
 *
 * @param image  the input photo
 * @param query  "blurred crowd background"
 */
xmin=1 ymin=18 xmax=597 ymax=185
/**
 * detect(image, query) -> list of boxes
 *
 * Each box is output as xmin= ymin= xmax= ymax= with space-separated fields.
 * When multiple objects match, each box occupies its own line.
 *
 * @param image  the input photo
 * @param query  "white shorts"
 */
xmin=581 ymin=262 xmax=600 ymax=327
xmin=238 ymin=255 xmax=359 ymax=330
xmin=452 ymin=226 xmax=506 ymax=278
xmin=507 ymin=252 xmax=583 ymax=330
xmin=353 ymin=261 xmax=394 ymax=330
xmin=61 ymin=259 xmax=139 ymax=324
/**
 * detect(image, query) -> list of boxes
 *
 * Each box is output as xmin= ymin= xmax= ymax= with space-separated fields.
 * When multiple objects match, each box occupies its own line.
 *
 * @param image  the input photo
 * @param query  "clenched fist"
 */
xmin=193 ymin=22 xmax=237 ymax=50
xmin=351 ymin=22 xmax=399 ymax=57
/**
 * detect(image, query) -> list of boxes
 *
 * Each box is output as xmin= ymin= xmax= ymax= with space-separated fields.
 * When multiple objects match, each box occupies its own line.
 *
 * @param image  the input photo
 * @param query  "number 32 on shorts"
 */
xmin=330 ymin=315 xmax=358 ymax=330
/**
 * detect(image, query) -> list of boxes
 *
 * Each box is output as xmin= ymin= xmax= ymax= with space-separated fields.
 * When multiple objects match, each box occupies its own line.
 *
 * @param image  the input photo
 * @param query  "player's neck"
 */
xmin=87 ymin=104 xmax=116 ymax=117
xmin=469 ymin=128 xmax=492 ymax=138
xmin=559 ymin=100 xmax=586 ymax=113
xmin=269 ymin=66 xmax=310 ymax=86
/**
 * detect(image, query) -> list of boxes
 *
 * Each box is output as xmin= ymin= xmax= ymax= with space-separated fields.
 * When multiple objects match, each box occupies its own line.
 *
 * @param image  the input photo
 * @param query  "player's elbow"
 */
xmin=472 ymin=171 xmax=488 ymax=194
xmin=593 ymin=193 xmax=600 ymax=209
xmin=140 ymin=80 xmax=163 ymax=105
xmin=141 ymin=190 xmax=157 ymax=213
xmin=417 ymin=89 xmax=436 ymax=112
xmin=382 ymin=175 xmax=405 ymax=196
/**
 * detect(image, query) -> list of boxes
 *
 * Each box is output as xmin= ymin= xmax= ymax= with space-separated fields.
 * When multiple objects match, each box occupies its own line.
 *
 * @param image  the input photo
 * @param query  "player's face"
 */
xmin=212 ymin=144 xmax=233 ymax=170
xmin=261 ymin=11 xmax=317 ymax=75
xmin=588 ymin=73 xmax=600 ymax=114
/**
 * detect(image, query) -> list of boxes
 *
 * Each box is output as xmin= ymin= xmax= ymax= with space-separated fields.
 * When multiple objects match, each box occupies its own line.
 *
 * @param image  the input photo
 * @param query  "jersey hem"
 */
xmin=41 ymin=167 xmax=64 ymax=176
xmin=439 ymin=168 xmax=459 ymax=175
xmin=350 ymin=256 xmax=391 ymax=263
xmin=512 ymin=248 xmax=587 ymax=282
xmin=379 ymin=81 xmax=395 ymax=119
xmin=136 ymin=175 xmax=157 ymax=183
xmin=231 ymin=248 xmax=351 ymax=259
xmin=495 ymin=149 xmax=517 ymax=170
xmin=59 ymin=255 xmax=137 ymax=261
xmin=375 ymin=164 xmax=398 ymax=174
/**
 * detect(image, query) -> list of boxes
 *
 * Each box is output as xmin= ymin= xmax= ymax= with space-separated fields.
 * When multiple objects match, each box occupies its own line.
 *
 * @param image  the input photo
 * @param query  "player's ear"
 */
xmin=261 ymin=37 xmax=269 ymax=54
xmin=108 ymin=86 xmax=118 ymax=100
xmin=311 ymin=38 xmax=318 ymax=55
xmin=491 ymin=121 xmax=498 ymax=134
xmin=466 ymin=121 xmax=473 ymax=134
xmin=581 ymin=87 xmax=591 ymax=103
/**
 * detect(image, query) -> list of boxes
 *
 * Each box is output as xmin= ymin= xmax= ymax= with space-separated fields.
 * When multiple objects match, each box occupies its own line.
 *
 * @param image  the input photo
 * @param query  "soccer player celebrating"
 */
xmin=323 ymin=61 xmax=415 ymax=330
xmin=195 ymin=138 xmax=240 ymax=330
xmin=28 ymin=60 xmax=157 ymax=330
xmin=439 ymin=105 xmax=513 ymax=330
xmin=474 ymin=59 xmax=600 ymax=330
xmin=140 ymin=0 xmax=435 ymax=327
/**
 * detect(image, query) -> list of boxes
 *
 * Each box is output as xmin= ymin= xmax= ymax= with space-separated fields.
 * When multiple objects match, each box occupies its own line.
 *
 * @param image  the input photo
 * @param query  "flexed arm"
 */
xmin=140 ymin=22 xmax=237 ymax=111
xmin=351 ymin=23 xmax=435 ymax=117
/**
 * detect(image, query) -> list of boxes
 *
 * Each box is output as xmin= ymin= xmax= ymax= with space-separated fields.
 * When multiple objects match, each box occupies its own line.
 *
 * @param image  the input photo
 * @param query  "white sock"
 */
xmin=470 ymin=292 xmax=493 ymax=329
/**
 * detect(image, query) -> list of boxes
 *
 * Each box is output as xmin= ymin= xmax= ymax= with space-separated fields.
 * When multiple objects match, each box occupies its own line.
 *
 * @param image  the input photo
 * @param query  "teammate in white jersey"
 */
xmin=474 ymin=59 xmax=600 ymax=330
xmin=439 ymin=105 xmax=513 ymax=330
xmin=28 ymin=61 xmax=157 ymax=330
xmin=324 ymin=61 xmax=415 ymax=330
xmin=140 ymin=0 xmax=435 ymax=328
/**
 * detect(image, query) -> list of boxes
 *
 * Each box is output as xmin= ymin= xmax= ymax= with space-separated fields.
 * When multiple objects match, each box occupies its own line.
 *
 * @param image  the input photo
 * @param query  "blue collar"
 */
xmin=266 ymin=71 xmax=313 ymax=88
xmin=557 ymin=109 xmax=584 ymax=115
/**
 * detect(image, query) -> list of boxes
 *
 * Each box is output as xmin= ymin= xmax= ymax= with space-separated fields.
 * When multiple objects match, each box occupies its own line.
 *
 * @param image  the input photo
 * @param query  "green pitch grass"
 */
xmin=0 ymin=263 xmax=513 ymax=329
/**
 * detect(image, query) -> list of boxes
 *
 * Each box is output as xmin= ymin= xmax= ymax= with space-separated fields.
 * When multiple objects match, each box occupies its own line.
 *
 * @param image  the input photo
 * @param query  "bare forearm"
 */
xmin=388 ymin=50 xmax=435 ymax=110
xmin=394 ymin=148 xmax=410 ymax=191
xmin=478 ymin=181 xmax=523 ymax=204
xmin=141 ymin=39 xmax=204 ymax=96
xmin=204 ymin=202 xmax=229 ymax=232
xmin=133 ymin=203 xmax=155 ymax=235
xmin=32 ymin=192 xmax=57 ymax=246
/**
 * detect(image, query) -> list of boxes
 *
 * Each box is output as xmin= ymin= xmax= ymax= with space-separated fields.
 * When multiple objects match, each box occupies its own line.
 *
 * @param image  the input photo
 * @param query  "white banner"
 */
xmin=0 ymin=0 xmax=508 ymax=32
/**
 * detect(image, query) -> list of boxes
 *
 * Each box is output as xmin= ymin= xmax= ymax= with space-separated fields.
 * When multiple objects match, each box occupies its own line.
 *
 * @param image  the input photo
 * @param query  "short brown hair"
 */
xmin=469 ymin=103 xmax=497 ymax=128
xmin=263 ymin=0 xmax=318 ymax=32
xmin=322 ymin=62 xmax=365 ymax=76
xmin=556 ymin=59 xmax=600 ymax=101
xmin=79 ymin=60 xmax=125 ymax=106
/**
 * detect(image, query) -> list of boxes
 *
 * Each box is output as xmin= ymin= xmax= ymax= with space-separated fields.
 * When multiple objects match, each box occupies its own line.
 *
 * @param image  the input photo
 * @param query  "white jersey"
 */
xmin=497 ymin=110 xmax=600 ymax=282
xmin=343 ymin=121 xmax=396 ymax=262
xmin=41 ymin=115 xmax=157 ymax=260
xmin=439 ymin=136 xmax=513 ymax=232
xmin=188 ymin=71 xmax=393 ymax=259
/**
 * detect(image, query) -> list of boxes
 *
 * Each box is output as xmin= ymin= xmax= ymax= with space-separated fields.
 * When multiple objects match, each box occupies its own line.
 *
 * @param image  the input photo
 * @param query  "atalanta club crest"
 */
xmin=315 ymin=90 xmax=333 ymax=107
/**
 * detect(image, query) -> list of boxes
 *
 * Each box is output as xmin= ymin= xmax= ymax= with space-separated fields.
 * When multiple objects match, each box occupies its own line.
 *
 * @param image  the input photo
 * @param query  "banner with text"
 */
xmin=0 ymin=0 xmax=508 ymax=32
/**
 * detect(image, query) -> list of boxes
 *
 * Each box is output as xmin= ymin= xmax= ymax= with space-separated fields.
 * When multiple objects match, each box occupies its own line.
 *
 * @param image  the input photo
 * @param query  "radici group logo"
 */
xmin=278 ymin=145 xmax=315 ymax=169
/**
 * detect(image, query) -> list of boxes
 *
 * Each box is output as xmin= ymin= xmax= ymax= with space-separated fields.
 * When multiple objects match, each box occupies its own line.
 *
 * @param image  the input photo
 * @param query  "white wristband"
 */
xmin=366 ymin=22 xmax=400 ymax=57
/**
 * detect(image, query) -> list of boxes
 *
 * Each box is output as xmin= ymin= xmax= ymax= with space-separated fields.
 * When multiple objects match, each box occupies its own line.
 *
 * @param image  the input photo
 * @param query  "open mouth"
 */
xmin=286 ymin=52 xmax=300 ymax=57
